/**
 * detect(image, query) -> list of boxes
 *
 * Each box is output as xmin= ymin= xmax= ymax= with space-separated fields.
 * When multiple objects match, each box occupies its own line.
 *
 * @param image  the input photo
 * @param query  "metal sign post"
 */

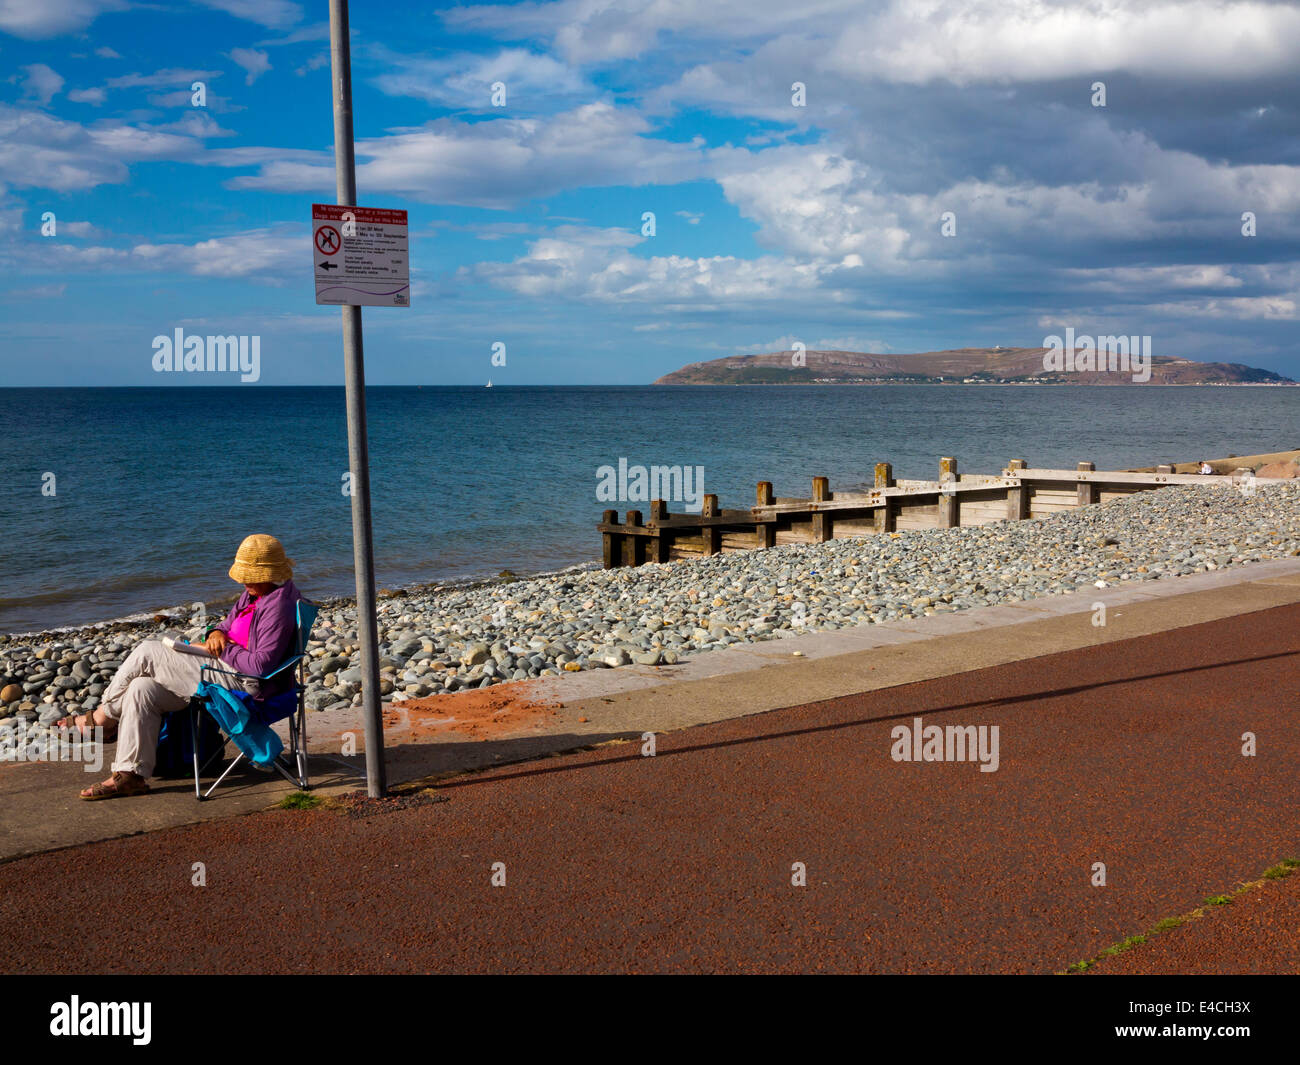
xmin=329 ymin=0 xmax=385 ymax=796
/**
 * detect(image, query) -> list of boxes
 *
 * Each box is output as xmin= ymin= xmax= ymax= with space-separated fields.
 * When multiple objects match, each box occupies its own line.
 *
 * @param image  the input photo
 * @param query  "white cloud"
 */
xmin=59 ymin=220 xmax=105 ymax=238
xmin=3 ymin=281 xmax=66 ymax=299
xmin=256 ymin=20 xmax=328 ymax=46
xmin=705 ymin=133 xmax=1300 ymax=272
xmin=0 ymin=104 xmax=219 ymax=190
xmin=715 ymin=330 xmax=901 ymax=354
xmin=449 ymin=0 xmax=1300 ymax=82
xmin=94 ymin=45 xmax=120 ymax=58
xmin=226 ymin=102 xmax=709 ymax=208
xmin=157 ymin=110 xmax=236 ymax=138
xmin=294 ymin=52 xmax=328 ymax=77
xmin=443 ymin=0 xmax=856 ymax=65
xmin=67 ymin=87 xmax=106 ymax=105
xmin=20 ymin=63 xmax=64 ymax=104
xmin=130 ymin=225 xmax=302 ymax=280
xmin=26 ymin=224 xmax=305 ymax=281
xmin=472 ymin=224 xmax=832 ymax=306
xmin=1142 ymin=295 xmax=1298 ymax=320
xmin=107 ymin=68 xmax=222 ymax=90
xmin=830 ymin=1 xmax=1300 ymax=86
xmin=0 ymin=0 xmax=125 ymax=39
xmin=194 ymin=0 xmax=302 ymax=29
xmin=814 ymin=335 xmax=893 ymax=351
xmin=370 ymin=46 xmax=589 ymax=108
xmin=229 ymin=47 xmax=271 ymax=85
xmin=1060 ymin=265 xmax=1248 ymax=293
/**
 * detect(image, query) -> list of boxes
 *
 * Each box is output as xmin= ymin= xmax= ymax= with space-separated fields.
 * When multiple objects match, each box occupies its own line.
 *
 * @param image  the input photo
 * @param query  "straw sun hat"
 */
xmin=228 ymin=534 xmax=294 ymax=585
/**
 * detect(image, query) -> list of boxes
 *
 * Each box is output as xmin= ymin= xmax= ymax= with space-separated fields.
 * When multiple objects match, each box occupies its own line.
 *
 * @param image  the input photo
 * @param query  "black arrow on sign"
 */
xmin=317 ymin=261 xmax=339 ymax=270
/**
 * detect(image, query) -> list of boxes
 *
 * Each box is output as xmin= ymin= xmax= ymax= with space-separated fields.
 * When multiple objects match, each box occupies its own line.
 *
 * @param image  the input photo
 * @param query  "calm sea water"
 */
xmin=1 ymin=385 xmax=1295 ymax=632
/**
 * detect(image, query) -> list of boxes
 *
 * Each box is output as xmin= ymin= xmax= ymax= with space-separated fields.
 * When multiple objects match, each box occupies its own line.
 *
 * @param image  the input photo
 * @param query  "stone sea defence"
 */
xmin=1 ymin=482 xmax=1297 ymax=741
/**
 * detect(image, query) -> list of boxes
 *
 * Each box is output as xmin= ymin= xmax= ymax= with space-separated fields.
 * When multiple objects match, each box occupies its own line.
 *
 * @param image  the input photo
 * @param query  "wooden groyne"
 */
xmin=598 ymin=457 xmax=1264 ymax=569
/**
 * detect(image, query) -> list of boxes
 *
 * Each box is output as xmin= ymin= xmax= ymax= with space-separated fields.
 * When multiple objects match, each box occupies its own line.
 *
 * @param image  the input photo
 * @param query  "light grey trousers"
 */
xmin=99 ymin=639 xmax=256 ymax=777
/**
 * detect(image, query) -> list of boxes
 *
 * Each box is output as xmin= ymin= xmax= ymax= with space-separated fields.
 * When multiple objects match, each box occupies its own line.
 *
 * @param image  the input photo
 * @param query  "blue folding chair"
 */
xmin=190 ymin=599 xmax=318 ymax=801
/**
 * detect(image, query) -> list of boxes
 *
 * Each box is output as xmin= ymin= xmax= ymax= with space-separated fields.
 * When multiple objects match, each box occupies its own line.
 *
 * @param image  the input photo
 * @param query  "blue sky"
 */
xmin=2 ymin=0 xmax=1299 ymax=385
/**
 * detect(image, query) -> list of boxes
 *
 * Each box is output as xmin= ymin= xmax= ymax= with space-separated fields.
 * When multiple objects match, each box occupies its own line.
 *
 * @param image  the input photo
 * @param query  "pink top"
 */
xmin=226 ymin=599 xmax=259 ymax=649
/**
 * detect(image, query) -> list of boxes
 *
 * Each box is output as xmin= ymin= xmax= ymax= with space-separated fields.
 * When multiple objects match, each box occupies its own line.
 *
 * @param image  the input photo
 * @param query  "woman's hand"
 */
xmin=203 ymin=630 xmax=228 ymax=658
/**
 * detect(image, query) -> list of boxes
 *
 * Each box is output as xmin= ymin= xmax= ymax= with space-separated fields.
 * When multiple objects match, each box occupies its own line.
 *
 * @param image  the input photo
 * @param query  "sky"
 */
xmin=1 ymin=0 xmax=1299 ymax=385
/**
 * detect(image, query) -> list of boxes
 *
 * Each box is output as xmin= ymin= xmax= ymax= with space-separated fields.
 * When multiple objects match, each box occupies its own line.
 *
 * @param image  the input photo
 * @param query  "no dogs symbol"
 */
xmin=315 ymin=225 xmax=341 ymax=255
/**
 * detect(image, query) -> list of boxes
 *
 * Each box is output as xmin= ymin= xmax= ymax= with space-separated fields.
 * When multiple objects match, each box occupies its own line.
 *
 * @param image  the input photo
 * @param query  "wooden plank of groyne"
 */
xmin=670 ymin=533 xmax=706 ymax=558
xmin=751 ymin=478 xmax=1017 ymax=518
xmin=1012 ymin=469 xmax=1234 ymax=486
xmin=896 ymin=503 xmax=940 ymax=530
xmin=645 ymin=512 xmax=754 ymax=529
xmin=959 ymin=487 xmax=1011 ymax=526
xmin=721 ymin=532 xmax=756 ymax=552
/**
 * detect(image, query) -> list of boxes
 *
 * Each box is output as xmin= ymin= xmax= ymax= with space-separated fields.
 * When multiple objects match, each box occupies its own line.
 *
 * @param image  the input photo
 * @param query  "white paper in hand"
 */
xmin=162 ymin=637 xmax=213 ymax=658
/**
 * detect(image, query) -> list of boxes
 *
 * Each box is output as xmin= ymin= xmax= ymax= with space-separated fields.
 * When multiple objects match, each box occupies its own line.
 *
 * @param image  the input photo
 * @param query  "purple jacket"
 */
xmin=214 ymin=580 xmax=305 ymax=696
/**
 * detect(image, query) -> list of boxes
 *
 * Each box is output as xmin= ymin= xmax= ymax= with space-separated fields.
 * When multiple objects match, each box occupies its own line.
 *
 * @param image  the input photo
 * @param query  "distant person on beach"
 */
xmin=57 ymin=535 xmax=304 ymax=801
xmin=1199 ymin=461 xmax=1214 ymax=474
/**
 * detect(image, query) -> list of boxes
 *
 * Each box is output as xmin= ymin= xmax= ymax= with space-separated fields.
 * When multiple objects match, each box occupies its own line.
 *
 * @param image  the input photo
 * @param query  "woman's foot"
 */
xmin=53 ymin=709 xmax=116 ymax=743
xmin=79 ymin=771 xmax=150 ymax=801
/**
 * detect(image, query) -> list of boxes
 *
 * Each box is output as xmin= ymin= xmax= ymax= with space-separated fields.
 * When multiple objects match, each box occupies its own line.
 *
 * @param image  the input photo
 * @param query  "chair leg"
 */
xmin=203 ymin=751 xmax=244 ymax=799
xmin=298 ymin=707 xmax=309 ymax=788
xmin=191 ymin=701 xmax=203 ymax=800
xmin=271 ymin=757 xmax=301 ymax=787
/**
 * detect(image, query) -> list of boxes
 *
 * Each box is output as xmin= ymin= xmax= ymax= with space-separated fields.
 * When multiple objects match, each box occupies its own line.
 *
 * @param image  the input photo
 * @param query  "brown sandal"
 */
xmin=80 ymin=771 xmax=150 ymax=801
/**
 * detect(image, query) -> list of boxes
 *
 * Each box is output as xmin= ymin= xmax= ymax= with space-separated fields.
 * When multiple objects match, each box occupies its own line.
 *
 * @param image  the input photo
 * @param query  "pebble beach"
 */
xmin=2 ymin=480 xmax=1298 ymax=752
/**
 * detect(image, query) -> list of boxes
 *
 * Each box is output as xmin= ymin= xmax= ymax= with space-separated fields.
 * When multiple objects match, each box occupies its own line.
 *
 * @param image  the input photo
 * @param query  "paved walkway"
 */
xmin=4 ymin=557 xmax=1299 ymax=863
xmin=0 ymin=598 xmax=1295 ymax=973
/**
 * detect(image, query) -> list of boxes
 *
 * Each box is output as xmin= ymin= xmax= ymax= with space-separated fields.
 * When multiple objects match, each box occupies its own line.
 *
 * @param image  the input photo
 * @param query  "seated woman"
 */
xmin=64 ymin=534 xmax=305 ymax=800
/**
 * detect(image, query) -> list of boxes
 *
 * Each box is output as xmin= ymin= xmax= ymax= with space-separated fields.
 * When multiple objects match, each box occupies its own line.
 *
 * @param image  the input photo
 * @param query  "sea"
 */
xmin=1 ymin=385 xmax=1295 ymax=633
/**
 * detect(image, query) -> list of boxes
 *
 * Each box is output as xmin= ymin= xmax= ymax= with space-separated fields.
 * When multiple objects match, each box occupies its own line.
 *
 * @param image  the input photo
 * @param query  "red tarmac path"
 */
xmin=0 ymin=603 xmax=1296 ymax=974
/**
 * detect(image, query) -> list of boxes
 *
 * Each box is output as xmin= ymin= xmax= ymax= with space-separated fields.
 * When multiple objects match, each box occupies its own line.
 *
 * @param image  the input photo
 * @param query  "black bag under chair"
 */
xmin=154 ymin=702 xmax=227 ymax=779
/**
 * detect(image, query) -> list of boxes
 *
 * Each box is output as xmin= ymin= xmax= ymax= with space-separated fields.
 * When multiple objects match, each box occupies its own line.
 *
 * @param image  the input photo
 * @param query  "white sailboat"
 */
xmin=486 ymin=379 xmax=493 ymax=388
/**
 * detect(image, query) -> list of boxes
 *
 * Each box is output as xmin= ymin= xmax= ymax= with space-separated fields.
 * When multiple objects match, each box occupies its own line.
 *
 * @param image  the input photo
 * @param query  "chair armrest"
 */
xmin=200 ymin=663 xmax=258 ymax=683
xmin=260 ymin=653 xmax=305 ymax=680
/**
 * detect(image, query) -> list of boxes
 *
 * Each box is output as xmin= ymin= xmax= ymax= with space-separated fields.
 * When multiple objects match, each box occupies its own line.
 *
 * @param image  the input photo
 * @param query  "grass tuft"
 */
xmin=1060 ymin=855 xmax=1300 ymax=975
xmin=278 ymin=791 xmax=321 ymax=810
xmin=1262 ymin=859 xmax=1300 ymax=880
